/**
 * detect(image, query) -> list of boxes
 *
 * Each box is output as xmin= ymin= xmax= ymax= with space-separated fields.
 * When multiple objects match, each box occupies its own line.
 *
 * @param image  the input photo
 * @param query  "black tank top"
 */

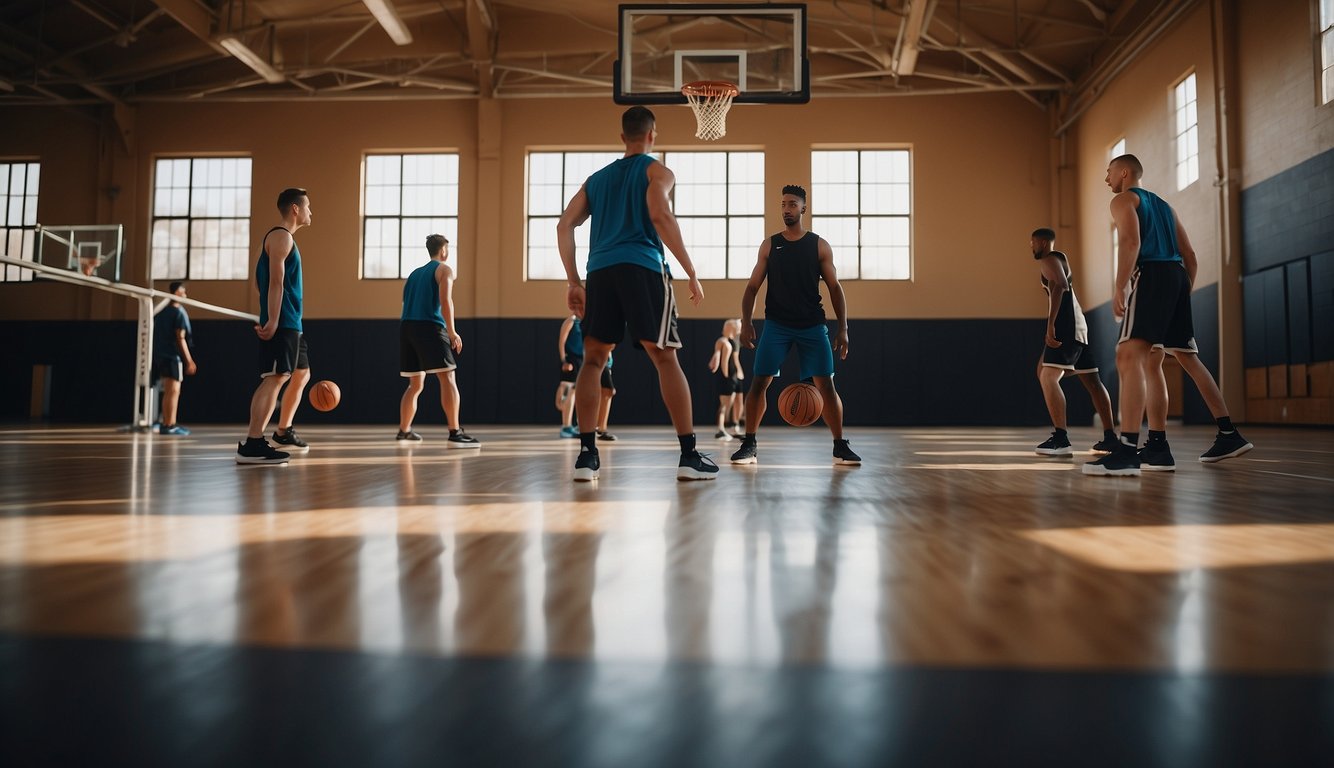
xmin=764 ymin=231 xmax=825 ymax=328
xmin=718 ymin=337 xmax=739 ymax=380
xmin=1039 ymin=252 xmax=1089 ymax=345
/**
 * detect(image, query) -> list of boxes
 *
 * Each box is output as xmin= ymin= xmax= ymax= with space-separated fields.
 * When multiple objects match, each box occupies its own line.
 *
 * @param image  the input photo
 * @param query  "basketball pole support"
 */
xmin=0 ymin=255 xmax=259 ymax=430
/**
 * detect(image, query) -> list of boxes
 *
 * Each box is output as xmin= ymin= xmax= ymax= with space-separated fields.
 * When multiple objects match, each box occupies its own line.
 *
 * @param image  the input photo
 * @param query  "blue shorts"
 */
xmin=753 ymin=320 xmax=835 ymax=380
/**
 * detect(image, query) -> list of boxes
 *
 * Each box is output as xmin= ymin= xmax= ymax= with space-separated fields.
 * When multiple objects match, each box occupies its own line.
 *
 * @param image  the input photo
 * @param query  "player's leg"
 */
xmin=238 ymin=331 xmax=297 ymax=464
xmin=729 ymin=388 xmax=745 ymax=435
xmin=437 ymin=370 xmax=461 ymax=430
xmin=576 ymin=339 xmax=611 ymax=436
xmin=1036 ymin=364 xmax=1074 ymax=456
xmin=399 ymin=373 xmax=425 ymax=433
xmin=1170 ymin=351 xmax=1253 ymax=462
xmin=596 ymin=368 xmax=617 ymax=441
xmin=715 ymin=393 xmax=732 ymax=439
xmin=160 ymin=378 xmax=182 ymax=428
xmin=795 ymin=325 xmax=857 ymax=463
xmin=273 ymin=335 xmax=311 ymax=452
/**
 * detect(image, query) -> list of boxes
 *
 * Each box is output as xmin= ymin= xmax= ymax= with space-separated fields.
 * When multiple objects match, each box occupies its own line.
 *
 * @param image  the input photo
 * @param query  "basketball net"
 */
xmin=682 ymin=81 xmax=739 ymax=141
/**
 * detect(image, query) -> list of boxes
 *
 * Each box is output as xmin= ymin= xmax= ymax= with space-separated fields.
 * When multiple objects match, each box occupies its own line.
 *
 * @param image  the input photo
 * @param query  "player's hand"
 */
xmin=1045 ymin=326 xmax=1061 ymax=349
xmin=833 ymin=328 xmax=850 ymax=360
xmin=567 ymin=283 xmax=586 ymax=318
xmin=687 ymin=276 xmax=704 ymax=306
xmin=255 ymin=321 xmax=278 ymax=341
xmin=450 ymin=332 xmax=464 ymax=353
xmin=1112 ymin=284 xmax=1128 ymax=323
xmin=737 ymin=371 xmax=744 ymax=380
xmin=562 ymin=361 xmax=573 ymax=372
xmin=185 ymin=361 xmax=198 ymax=376
xmin=740 ymin=322 xmax=756 ymax=349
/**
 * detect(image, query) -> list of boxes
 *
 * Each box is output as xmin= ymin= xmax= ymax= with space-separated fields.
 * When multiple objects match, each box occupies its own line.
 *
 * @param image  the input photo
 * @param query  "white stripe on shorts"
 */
xmin=1117 ymin=269 xmax=1140 ymax=344
xmin=656 ymin=267 xmax=682 ymax=349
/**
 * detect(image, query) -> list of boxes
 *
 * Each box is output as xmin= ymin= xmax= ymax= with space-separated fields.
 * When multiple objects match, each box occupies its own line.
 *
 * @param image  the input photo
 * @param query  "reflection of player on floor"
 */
xmin=152 ymin=281 xmax=196 ymax=436
xmin=397 ymin=234 xmax=480 ymax=448
xmin=709 ymin=319 xmax=744 ymax=440
xmin=1030 ymin=229 xmax=1117 ymax=456
xmin=237 ymin=188 xmax=312 ymax=465
xmin=556 ymin=315 xmax=618 ymax=441
xmin=1084 ymin=154 xmax=1252 ymax=477
xmin=732 ymin=185 xmax=861 ymax=466
xmin=556 ymin=106 xmax=716 ymax=482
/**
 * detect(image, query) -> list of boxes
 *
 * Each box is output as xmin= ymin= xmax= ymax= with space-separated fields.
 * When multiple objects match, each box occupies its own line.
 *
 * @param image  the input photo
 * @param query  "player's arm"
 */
xmin=558 ymin=315 xmax=575 ymax=370
xmin=1174 ymin=212 xmax=1198 ymax=286
xmin=733 ymin=344 xmax=744 ymax=380
xmin=1039 ymin=256 xmax=1068 ymax=349
xmin=739 ymin=240 xmax=771 ymax=349
xmin=817 ymin=237 xmax=850 ymax=360
xmin=1110 ymin=191 xmax=1140 ymax=321
xmin=175 ymin=324 xmax=197 ymax=375
xmin=647 ymin=163 xmax=703 ymax=305
xmin=556 ymin=184 xmax=592 ymax=316
xmin=437 ymin=262 xmax=462 ymax=353
xmin=257 ymin=229 xmax=291 ymax=340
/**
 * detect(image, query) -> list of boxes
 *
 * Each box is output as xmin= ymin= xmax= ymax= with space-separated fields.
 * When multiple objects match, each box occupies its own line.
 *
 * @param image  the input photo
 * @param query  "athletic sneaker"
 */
xmin=1091 ymin=434 xmax=1120 ymax=454
xmin=1035 ymin=432 xmax=1073 ymax=456
xmin=559 ymin=426 xmax=579 ymax=439
xmin=396 ymin=430 xmax=423 ymax=442
xmin=1200 ymin=431 xmax=1253 ymax=463
xmin=447 ymin=430 xmax=482 ymax=449
xmin=573 ymin=447 xmax=600 ymax=482
xmin=596 ymin=430 xmax=618 ymax=442
xmin=1082 ymin=444 xmax=1141 ymax=476
xmin=159 ymin=425 xmax=191 ymax=436
xmin=730 ymin=439 xmax=757 ymax=465
xmin=677 ymin=451 xmax=719 ymax=481
xmin=1139 ymin=441 xmax=1176 ymax=472
xmin=833 ymin=439 xmax=862 ymax=465
xmin=236 ymin=438 xmax=290 ymax=465
xmin=714 ymin=429 xmax=735 ymax=441
xmin=271 ymin=428 xmax=310 ymax=454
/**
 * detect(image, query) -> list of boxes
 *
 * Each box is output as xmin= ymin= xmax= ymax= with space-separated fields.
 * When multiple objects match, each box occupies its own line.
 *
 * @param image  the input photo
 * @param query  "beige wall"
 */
xmin=1237 ymin=0 xmax=1334 ymax=187
xmin=2 ymin=91 xmax=1052 ymax=322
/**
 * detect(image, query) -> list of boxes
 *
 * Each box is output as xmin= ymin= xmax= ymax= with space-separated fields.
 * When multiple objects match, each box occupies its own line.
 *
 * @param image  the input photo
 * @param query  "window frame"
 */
xmin=149 ymin=156 xmax=253 ymax=282
xmin=0 ymin=159 xmax=40 ymax=283
xmin=810 ymin=147 xmax=913 ymax=281
xmin=360 ymin=152 xmax=461 ymax=280
xmin=1319 ymin=0 xmax=1334 ymax=105
xmin=1109 ymin=138 xmax=1126 ymax=282
xmin=1172 ymin=72 xmax=1199 ymax=191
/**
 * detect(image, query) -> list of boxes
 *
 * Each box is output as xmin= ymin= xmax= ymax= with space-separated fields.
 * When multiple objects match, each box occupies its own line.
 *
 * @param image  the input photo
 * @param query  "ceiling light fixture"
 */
xmin=217 ymin=35 xmax=286 ymax=84
xmin=362 ymin=0 xmax=413 ymax=45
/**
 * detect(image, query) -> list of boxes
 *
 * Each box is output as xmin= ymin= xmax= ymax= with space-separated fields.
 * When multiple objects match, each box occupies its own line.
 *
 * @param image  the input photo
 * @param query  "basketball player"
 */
xmin=556 ymin=105 xmax=716 ymax=481
xmin=708 ymin=318 xmax=744 ymax=440
xmin=152 ymin=281 xmax=196 ymax=436
xmin=397 ymin=234 xmax=481 ymax=447
xmin=237 ymin=187 xmax=312 ymax=465
xmin=731 ymin=185 xmax=861 ymax=466
xmin=556 ymin=314 xmax=618 ymax=441
xmin=1030 ymin=228 xmax=1118 ymax=456
xmin=1084 ymin=155 xmax=1252 ymax=476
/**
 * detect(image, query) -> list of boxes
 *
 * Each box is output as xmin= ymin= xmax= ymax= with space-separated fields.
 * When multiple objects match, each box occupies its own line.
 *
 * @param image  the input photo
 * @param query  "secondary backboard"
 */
xmin=37 ymin=224 xmax=124 ymax=281
xmin=614 ymin=3 xmax=809 ymax=105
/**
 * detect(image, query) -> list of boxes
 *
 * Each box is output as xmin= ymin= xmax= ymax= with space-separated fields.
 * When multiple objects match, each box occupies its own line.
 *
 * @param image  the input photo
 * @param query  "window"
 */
xmin=525 ymin=150 xmax=765 ymax=280
xmin=658 ymin=151 xmax=764 ymax=279
xmin=362 ymin=153 xmax=459 ymax=279
xmin=151 ymin=157 xmax=251 ymax=280
xmin=1322 ymin=0 xmax=1334 ymax=104
xmin=811 ymin=149 xmax=911 ymax=280
xmin=1173 ymin=73 xmax=1199 ymax=190
xmin=526 ymin=151 xmax=622 ymax=280
xmin=0 ymin=161 xmax=39 ymax=282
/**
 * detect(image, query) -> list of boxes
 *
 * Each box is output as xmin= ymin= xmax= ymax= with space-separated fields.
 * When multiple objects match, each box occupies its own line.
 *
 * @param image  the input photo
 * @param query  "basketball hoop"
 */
xmin=682 ymin=80 xmax=739 ymax=141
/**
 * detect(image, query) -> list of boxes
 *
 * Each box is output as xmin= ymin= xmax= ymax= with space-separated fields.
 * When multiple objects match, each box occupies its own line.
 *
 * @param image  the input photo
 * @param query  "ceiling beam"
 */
xmin=148 ymin=0 xmax=226 ymax=55
xmin=894 ymin=0 xmax=930 ymax=76
xmin=465 ymin=0 xmax=496 ymax=97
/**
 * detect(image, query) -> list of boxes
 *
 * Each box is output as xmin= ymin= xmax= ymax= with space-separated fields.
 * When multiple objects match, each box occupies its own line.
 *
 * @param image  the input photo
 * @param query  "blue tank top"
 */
xmin=586 ymin=154 xmax=665 ymax=274
xmin=1130 ymin=188 xmax=1182 ymax=264
xmin=256 ymin=227 xmax=303 ymax=332
xmin=402 ymin=260 xmax=446 ymax=328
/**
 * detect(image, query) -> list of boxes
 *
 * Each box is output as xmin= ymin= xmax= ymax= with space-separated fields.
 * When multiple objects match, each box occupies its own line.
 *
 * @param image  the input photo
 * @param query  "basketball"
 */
xmin=309 ymin=380 xmax=341 ymax=412
xmin=777 ymin=382 xmax=823 ymax=427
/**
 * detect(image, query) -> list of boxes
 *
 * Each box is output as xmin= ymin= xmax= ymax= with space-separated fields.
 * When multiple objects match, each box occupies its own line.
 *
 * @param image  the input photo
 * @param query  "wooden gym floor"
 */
xmin=1 ymin=423 xmax=1331 ymax=766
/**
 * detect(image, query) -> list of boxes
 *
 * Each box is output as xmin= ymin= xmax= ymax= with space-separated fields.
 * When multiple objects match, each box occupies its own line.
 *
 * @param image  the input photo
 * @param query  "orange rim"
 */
xmin=681 ymin=80 xmax=739 ymax=98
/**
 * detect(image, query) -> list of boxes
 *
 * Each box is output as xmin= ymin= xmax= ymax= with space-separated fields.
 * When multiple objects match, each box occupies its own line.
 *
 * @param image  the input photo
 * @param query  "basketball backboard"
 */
xmin=37 ymin=224 xmax=124 ymax=281
xmin=614 ymin=3 xmax=808 ymax=105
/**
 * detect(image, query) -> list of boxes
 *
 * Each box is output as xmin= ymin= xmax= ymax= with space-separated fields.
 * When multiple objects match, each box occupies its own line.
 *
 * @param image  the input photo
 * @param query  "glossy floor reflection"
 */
xmin=1 ymin=424 xmax=1331 ymax=766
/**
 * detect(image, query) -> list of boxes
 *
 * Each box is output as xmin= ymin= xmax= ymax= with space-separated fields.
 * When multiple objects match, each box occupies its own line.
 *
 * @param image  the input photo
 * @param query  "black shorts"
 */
xmin=259 ymin=329 xmax=309 ymax=378
xmin=559 ymin=354 xmax=582 ymax=384
xmin=583 ymin=263 xmax=681 ymax=350
xmin=1119 ymin=262 xmax=1198 ymax=353
xmin=400 ymin=320 xmax=457 ymax=375
xmin=153 ymin=356 xmax=183 ymax=382
xmin=1041 ymin=342 xmax=1098 ymax=373
xmin=601 ymin=366 xmax=615 ymax=392
xmin=716 ymin=374 xmax=742 ymax=396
